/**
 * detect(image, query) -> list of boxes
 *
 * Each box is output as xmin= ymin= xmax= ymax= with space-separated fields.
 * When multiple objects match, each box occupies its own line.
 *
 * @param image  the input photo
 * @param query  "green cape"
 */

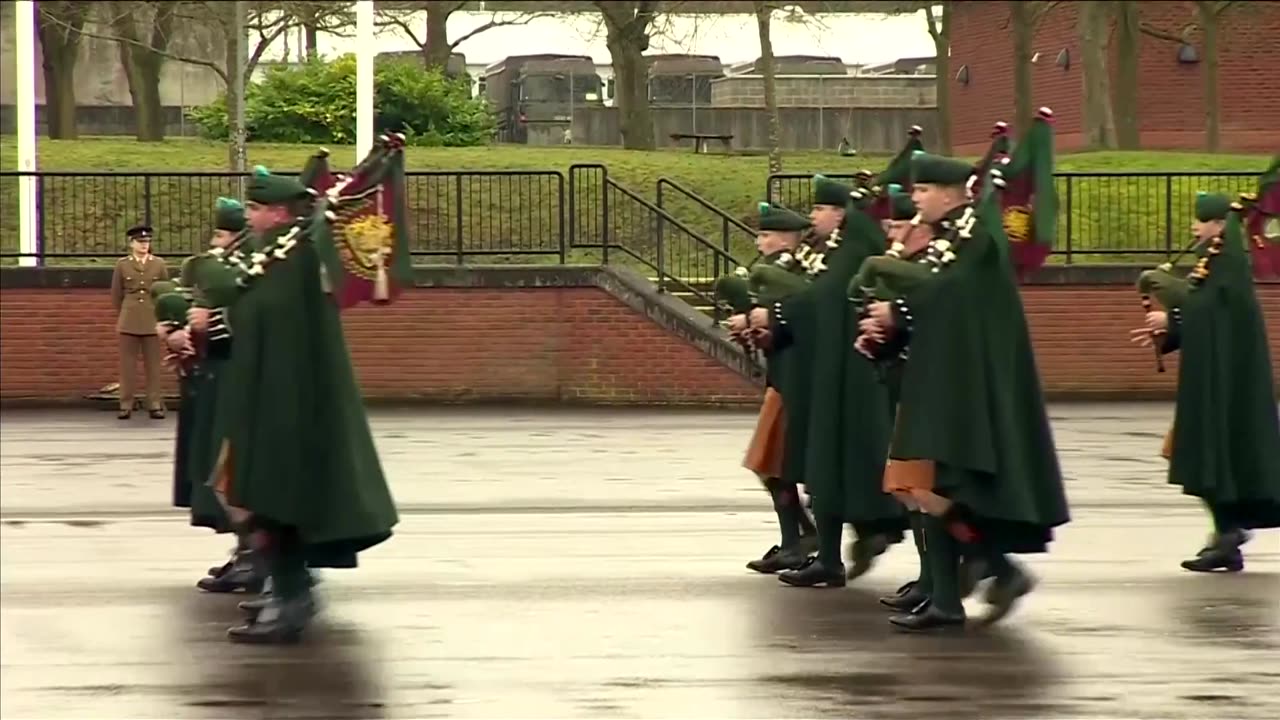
xmin=889 ymin=196 xmax=1070 ymax=553
xmin=1165 ymin=210 xmax=1280 ymax=528
xmin=212 ymin=222 xmax=399 ymax=553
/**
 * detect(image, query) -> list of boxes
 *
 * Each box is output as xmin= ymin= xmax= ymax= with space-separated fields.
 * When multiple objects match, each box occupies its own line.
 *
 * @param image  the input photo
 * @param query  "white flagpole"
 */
xmin=16 ymin=0 xmax=39 ymax=267
xmin=356 ymin=0 xmax=374 ymax=161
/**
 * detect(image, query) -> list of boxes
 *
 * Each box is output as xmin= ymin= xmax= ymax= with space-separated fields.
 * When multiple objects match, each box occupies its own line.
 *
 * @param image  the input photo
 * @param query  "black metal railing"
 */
xmin=656 ymin=177 xmax=758 ymax=283
xmin=0 ymin=170 xmax=568 ymax=263
xmin=569 ymin=163 xmax=743 ymax=306
xmin=767 ymin=170 xmax=1259 ymax=263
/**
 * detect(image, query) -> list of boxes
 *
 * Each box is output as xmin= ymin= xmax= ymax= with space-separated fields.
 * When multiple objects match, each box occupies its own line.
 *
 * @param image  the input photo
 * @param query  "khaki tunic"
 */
xmin=111 ymin=255 xmax=169 ymax=335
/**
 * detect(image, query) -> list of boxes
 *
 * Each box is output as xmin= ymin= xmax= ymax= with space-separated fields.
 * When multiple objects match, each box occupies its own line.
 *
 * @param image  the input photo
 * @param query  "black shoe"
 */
xmin=982 ymin=560 xmax=1037 ymax=625
xmin=149 ymin=409 xmax=165 ymax=420
xmin=197 ymin=560 xmax=265 ymax=594
xmin=846 ymin=533 xmax=890 ymax=581
xmin=778 ymin=557 xmax=846 ymax=588
xmin=1180 ymin=531 xmax=1249 ymax=573
xmin=889 ymin=605 xmax=966 ymax=632
xmin=746 ymin=545 xmax=808 ymax=574
xmin=207 ymin=559 xmax=234 ymax=578
xmin=117 ymin=409 xmax=132 ymax=420
xmin=880 ymin=581 xmax=930 ymax=611
xmin=226 ymin=597 xmax=311 ymax=645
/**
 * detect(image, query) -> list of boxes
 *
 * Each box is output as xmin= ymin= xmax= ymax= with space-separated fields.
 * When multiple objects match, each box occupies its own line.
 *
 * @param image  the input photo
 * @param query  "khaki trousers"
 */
xmin=119 ymin=333 xmax=164 ymax=411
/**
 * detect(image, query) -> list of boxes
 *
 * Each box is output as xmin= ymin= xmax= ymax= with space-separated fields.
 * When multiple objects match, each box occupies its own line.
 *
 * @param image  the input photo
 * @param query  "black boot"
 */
xmin=891 ymin=515 xmax=964 ymax=632
xmin=778 ymin=556 xmax=847 ymax=588
xmin=746 ymin=544 xmax=809 ymax=574
xmin=846 ymin=533 xmax=891 ymax=581
xmin=227 ymin=594 xmax=312 ymax=644
xmin=889 ymin=604 xmax=965 ymax=632
xmin=197 ymin=550 xmax=265 ymax=594
xmin=982 ymin=554 xmax=1037 ymax=625
xmin=1180 ymin=530 xmax=1248 ymax=573
xmin=880 ymin=581 xmax=931 ymax=611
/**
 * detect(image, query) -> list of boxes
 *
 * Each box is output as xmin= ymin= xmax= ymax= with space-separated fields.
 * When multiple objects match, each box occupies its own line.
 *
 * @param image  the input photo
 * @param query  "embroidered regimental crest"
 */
xmin=338 ymin=211 xmax=394 ymax=280
xmin=1003 ymin=205 xmax=1032 ymax=243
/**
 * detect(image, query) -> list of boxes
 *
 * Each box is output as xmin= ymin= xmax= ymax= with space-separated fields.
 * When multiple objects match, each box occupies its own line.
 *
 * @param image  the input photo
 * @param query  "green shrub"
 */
xmin=188 ymin=55 xmax=494 ymax=147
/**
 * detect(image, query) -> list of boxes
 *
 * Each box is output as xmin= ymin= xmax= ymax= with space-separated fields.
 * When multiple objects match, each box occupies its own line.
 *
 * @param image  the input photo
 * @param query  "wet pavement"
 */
xmin=1 ymin=405 xmax=1277 ymax=719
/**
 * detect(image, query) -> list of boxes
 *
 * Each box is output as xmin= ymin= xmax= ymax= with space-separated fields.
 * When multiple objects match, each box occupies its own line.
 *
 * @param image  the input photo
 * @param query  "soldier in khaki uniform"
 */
xmin=110 ymin=224 xmax=169 ymax=419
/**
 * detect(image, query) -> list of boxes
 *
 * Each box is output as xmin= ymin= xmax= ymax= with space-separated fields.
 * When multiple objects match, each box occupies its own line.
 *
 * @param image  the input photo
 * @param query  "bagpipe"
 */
xmin=302 ymin=134 xmax=413 ymax=310
xmin=1243 ymin=155 xmax=1280 ymax=280
xmin=1135 ymin=237 xmax=1198 ymax=373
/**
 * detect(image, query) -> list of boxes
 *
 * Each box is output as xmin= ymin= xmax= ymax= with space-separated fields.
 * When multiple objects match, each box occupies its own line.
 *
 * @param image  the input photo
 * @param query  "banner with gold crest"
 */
xmin=308 ymin=134 xmax=413 ymax=309
xmin=1244 ymin=155 xmax=1280 ymax=280
xmin=991 ymin=107 xmax=1058 ymax=281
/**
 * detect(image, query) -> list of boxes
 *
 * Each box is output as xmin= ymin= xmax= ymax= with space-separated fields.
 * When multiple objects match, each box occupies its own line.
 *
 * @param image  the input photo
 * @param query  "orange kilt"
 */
xmin=1161 ymin=424 xmax=1174 ymax=460
xmin=743 ymin=388 xmax=787 ymax=478
xmin=883 ymin=458 xmax=937 ymax=493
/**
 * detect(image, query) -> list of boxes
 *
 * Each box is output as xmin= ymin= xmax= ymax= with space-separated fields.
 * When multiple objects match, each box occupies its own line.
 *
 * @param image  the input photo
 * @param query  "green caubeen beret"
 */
xmin=910 ymin=151 xmax=973 ymax=187
xmin=1194 ymin=191 xmax=1231 ymax=222
xmin=246 ymin=165 xmax=308 ymax=206
xmin=812 ymin=174 xmax=853 ymax=207
xmin=214 ymin=196 xmax=247 ymax=232
xmin=758 ymin=202 xmax=812 ymax=232
xmin=887 ymin=183 xmax=917 ymax=221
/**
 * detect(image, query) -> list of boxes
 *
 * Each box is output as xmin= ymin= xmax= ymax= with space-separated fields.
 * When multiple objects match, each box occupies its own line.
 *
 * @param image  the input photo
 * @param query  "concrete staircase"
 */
xmin=647 ymin=277 xmax=719 ymax=320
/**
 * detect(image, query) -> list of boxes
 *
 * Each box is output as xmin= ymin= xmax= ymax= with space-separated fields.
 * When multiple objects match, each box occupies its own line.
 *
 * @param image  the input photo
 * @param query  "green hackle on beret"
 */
xmin=911 ymin=152 xmax=974 ymax=187
xmin=1194 ymin=191 xmax=1231 ymax=222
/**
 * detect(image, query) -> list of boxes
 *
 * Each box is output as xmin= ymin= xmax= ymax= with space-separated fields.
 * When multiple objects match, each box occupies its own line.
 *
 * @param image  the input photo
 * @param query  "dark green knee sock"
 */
xmin=269 ymin=531 xmax=310 ymax=602
xmin=1203 ymin=500 xmax=1236 ymax=535
xmin=765 ymin=479 xmax=802 ymax=549
xmin=924 ymin=515 xmax=962 ymax=614
xmin=816 ymin=513 xmax=843 ymax=569
xmin=910 ymin=513 xmax=932 ymax=594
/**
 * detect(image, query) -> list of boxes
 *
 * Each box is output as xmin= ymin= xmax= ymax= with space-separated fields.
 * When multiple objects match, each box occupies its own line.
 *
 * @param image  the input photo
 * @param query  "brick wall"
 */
xmin=949 ymin=0 xmax=1280 ymax=153
xmin=710 ymin=76 xmax=936 ymax=108
xmin=2 ymin=279 xmax=1276 ymax=404
xmin=0 ymin=285 xmax=761 ymax=406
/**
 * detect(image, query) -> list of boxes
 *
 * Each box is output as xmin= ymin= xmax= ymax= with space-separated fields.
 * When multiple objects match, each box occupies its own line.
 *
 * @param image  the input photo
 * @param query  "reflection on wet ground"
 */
xmin=2 ymin=405 xmax=1277 ymax=718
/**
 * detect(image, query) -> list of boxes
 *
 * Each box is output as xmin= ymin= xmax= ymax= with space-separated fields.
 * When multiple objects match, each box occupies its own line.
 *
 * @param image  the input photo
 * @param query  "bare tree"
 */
xmin=44 ymin=2 xmax=349 ymax=165
xmin=1077 ymin=0 xmax=1115 ymax=150
xmin=35 ymin=1 xmax=91 ymax=139
xmin=1112 ymin=1 xmax=1141 ymax=149
xmin=376 ymin=1 xmax=551 ymax=71
xmin=1139 ymin=0 xmax=1239 ymax=152
xmin=106 ymin=2 xmax=180 ymax=141
xmin=594 ymin=1 xmax=659 ymax=151
xmin=753 ymin=2 xmax=782 ymax=173
xmin=864 ymin=3 xmax=951 ymax=154
xmin=1009 ymin=1 xmax=1060 ymax=132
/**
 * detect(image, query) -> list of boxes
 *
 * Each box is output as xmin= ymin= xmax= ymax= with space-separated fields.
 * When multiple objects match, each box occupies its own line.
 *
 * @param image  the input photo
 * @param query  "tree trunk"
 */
xmin=110 ymin=2 xmax=172 ymax=142
xmin=599 ymin=3 xmax=655 ymax=150
xmin=927 ymin=3 xmax=952 ymax=155
xmin=1198 ymin=2 xmax=1220 ymax=152
xmin=423 ymin=4 xmax=451 ymax=70
xmin=304 ymin=16 xmax=319 ymax=60
xmin=1112 ymin=1 xmax=1141 ymax=149
xmin=1078 ymin=0 xmax=1116 ymax=150
xmin=755 ymin=3 xmax=782 ymax=174
xmin=36 ymin=27 xmax=83 ymax=139
xmin=1010 ymin=1 xmax=1035 ymax=132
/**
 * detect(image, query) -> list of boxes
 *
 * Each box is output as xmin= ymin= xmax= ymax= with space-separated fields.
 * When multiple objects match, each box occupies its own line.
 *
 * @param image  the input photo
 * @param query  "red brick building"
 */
xmin=949 ymin=1 xmax=1280 ymax=154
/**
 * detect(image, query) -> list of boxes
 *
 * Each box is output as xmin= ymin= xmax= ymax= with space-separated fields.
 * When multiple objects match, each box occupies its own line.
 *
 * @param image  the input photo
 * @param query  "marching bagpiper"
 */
xmin=153 ymin=198 xmax=266 ymax=594
xmin=192 ymin=164 xmax=401 ymax=644
xmin=853 ymin=145 xmax=1070 ymax=632
xmin=1131 ymin=188 xmax=1280 ymax=573
xmin=719 ymin=203 xmax=820 ymax=573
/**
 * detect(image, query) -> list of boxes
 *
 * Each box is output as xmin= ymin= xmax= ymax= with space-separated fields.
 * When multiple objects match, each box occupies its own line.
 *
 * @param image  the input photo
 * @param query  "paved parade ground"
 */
xmin=1 ymin=405 xmax=1277 ymax=719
